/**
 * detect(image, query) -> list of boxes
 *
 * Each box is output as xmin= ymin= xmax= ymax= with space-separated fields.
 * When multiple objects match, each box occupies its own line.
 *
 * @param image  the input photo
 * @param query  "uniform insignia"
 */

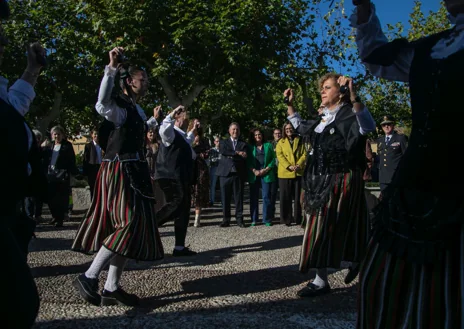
xmin=329 ymin=128 xmax=335 ymax=135
xmin=391 ymin=142 xmax=400 ymax=147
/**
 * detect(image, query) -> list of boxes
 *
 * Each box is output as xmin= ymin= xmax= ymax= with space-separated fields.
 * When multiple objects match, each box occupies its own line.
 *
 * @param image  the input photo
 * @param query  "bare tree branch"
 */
xmin=36 ymin=90 xmax=62 ymax=135
xmin=158 ymin=76 xmax=181 ymax=107
xmin=182 ymin=84 xmax=206 ymax=108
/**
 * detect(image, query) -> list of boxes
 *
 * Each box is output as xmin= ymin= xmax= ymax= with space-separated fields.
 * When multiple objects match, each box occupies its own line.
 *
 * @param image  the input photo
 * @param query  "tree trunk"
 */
xmin=36 ymin=90 xmax=62 ymax=136
xmin=296 ymin=78 xmax=314 ymax=117
xmin=158 ymin=76 xmax=205 ymax=109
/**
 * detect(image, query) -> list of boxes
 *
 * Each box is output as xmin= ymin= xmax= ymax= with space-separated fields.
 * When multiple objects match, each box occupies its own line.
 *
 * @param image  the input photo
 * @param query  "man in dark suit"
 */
xmin=375 ymin=115 xmax=408 ymax=192
xmin=216 ymin=122 xmax=248 ymax=228
xmin=83 ymin=129 xmax=102 ymax=199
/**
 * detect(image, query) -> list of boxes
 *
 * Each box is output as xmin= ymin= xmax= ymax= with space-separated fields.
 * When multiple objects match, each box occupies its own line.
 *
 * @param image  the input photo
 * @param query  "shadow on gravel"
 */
xmin=31 ymin=261 xmax=92 ymax=278
xmin=29 ymin=237 xmax=74 ymax=252
xmin=135 ymin=266 xmax=358 ymax=314
xmin=147 ymin=235 xmax=303 ymax=269
xmin=34 ymin=224 xmax=80 ymax=232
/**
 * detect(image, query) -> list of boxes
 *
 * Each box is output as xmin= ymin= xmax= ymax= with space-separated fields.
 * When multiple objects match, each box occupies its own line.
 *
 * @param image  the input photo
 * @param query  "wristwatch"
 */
xmin=351 ymin=96 xmax=361 ymax=104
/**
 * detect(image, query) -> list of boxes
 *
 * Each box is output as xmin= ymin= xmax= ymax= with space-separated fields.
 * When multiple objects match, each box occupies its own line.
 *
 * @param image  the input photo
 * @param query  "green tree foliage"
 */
xmin=0 ymin=0 xmax=453 ymax=140
xmin=2 ymin=0 xmax=104 ymax=136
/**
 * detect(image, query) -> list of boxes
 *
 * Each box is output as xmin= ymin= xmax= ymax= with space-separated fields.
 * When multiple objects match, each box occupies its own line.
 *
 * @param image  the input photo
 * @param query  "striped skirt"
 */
xmin=357 ymin=229 xmax=463 ymax=329
xmin=72 ymin=161 xmax=164 ymax=261
xmin=299 ymin=170 xmax=369 ymax=272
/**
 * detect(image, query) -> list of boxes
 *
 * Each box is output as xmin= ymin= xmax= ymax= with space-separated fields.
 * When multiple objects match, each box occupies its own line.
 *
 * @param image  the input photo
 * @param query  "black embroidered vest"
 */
xmin=103 ymin=95 xmax=146 ymax=161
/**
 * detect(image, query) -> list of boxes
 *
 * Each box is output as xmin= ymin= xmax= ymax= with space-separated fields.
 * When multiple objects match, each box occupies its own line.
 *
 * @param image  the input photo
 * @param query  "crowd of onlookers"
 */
xmin=26 ymin=117 xmax=389 ymax=229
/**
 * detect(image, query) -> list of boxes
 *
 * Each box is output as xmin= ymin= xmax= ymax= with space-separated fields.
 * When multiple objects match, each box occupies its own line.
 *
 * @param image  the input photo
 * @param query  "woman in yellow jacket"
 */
xmin=276 ymin=122 xmax=306 ymax=226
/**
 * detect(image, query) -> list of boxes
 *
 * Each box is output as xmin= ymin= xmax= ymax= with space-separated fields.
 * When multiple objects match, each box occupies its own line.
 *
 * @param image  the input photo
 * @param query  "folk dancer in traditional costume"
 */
xmin=284 ymin=74 xmax=376 ymax=298
xmin=351 ymin=0 xmax=464 ymax=327
xmin=72 ymin=47 xmax=164 ymax=307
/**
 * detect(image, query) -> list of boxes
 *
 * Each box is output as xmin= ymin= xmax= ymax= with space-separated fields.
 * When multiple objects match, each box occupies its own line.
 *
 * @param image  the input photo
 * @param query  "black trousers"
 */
xmin=156 ymin=178 xmax=191 ymax=247
xmin=48 ymin=180 xmax=70 ymax=224
xmin=279 ymin=177 xmax=302 ymax=225
xmin=219 ymin=173 xmax=244 ymax=224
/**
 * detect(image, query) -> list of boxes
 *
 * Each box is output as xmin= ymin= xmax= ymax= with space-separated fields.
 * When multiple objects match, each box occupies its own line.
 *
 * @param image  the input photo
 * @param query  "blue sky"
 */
xmin=344 ymin=0 xmax=441 ymax=29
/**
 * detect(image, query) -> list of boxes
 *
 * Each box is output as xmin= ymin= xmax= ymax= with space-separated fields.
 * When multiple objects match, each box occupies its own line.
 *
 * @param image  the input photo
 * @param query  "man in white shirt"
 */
xmin=155 ymin=106 xmax=198 ymax=256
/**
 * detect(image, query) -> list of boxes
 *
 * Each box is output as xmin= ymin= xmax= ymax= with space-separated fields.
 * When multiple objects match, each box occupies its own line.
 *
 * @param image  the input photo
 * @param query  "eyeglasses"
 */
xmin=254 ymin=134 xmax=262 ymax=136
xmin=274 ymin=132 xmax=281 ymax=135
xmin=381 ymin=123 xmax=393 ymax=127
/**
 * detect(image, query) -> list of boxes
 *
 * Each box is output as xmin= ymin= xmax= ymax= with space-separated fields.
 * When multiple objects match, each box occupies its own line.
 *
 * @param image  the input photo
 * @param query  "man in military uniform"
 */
xmin=375 ymin=115 xmax=408 ymax=192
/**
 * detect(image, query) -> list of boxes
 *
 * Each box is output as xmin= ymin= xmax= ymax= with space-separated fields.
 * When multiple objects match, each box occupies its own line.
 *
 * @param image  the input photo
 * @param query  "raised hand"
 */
xmin=170 ymin=105 xmax=185 ymax=120
xmin=283 ymin=88 xmax=294 ymax=104
xmin=109 ymin=47 xmax=124 ymax=68
xmin=153 ymin=105 xmax=162 ymax=120
xmin=27 ymin=42 xmax=46 ymax=72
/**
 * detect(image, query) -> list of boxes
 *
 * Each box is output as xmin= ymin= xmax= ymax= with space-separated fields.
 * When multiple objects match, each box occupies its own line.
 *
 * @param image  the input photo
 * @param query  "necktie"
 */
xmin=386 ymin=136 xmax=391 ymax=145
xmin=233 ymin=140 xmax=237 ymax=150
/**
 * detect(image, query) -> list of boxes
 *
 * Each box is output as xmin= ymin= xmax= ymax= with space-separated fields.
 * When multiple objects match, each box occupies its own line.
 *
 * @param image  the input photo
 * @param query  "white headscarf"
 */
xmin=314 ymin=103 xmax=345 ymax=134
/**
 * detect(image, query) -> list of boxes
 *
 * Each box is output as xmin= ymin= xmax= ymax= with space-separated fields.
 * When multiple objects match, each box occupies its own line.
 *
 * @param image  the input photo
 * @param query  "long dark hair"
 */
xmin=249 ymin=128 xmax=265 ymax=145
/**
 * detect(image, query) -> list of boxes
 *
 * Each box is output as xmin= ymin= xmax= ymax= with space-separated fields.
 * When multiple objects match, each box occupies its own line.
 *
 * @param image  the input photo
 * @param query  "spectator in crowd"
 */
xmin=352 ymin=1 xmax=463 ymax=327
xmin=83 ymin=128 xmax=103 ymax=199
xmin=216 ymin=122 xmax=248 ymax=228
xmin=189 ymin=121 xmax=210 ymax=227
xmin=275 ymin=122 xmax=306 ymax=226
xmin=247 ymin=128 xmax=277 ymax=226
xmin=363 ymin=139 xmax=374 ymax=182
xmin=269 ymin=128 xmax=281 ymax=220
xmin=375 ymin=115 xmax=408 ymax=192
xmin=284 ymin=72 xmax=376 ymax=298
xmin=43 ymin=125 xmax=78 ymax=227
xmin=271 ymin=128 xmax=282 ymax=150
xmin=208 ymin=136 xmax=221 ymax=206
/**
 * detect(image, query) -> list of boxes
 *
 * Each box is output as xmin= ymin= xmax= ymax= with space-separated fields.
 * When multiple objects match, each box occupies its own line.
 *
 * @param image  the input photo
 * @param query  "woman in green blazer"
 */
xmin=247 ymin=128 xmax=277 ymax=226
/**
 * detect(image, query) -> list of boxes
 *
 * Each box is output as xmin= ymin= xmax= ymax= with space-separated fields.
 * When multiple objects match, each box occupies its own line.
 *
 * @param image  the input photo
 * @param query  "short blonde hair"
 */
xmin=318 ymin=72 xmax=351 ymax=104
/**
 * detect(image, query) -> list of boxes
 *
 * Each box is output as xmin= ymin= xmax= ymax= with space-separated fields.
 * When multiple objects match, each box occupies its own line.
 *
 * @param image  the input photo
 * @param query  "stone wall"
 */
xmin=72 ymin=187 xmax=91 ymax=210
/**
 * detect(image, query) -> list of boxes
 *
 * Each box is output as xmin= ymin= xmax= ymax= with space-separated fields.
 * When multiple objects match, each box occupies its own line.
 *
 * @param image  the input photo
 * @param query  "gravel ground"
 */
xmin=29 ymin=202 xmax=358 ymax=328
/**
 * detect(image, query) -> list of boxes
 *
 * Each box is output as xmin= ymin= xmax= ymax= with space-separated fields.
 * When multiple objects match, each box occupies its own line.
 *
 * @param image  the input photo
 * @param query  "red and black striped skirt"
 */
xmin=299 ymin=170 xmax=369 ymax=272
xmin=72 ymin=161 xmax=164 ymax=261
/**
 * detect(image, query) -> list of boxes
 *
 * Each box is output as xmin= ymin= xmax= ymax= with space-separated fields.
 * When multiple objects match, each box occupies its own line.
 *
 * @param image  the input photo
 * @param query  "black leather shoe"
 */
xmin=344 ymin=264 xmax=360 ymax=284
xmin=173 ymin=247 xmax=197 ymax=257
xmin=237 ymin=223 xmax=247 ymax=228
xmin=297 ymin=282 xmax=331 ymax=298
xmin=101 ymin=288 xmax=139 ymax=307
xmin=73 ymin=274 xmax=101 ymax=306
xmin=220 ymin=222 xmax=230 ymax=227
xmin=54 ymin=221 xmax=63 ymax=227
